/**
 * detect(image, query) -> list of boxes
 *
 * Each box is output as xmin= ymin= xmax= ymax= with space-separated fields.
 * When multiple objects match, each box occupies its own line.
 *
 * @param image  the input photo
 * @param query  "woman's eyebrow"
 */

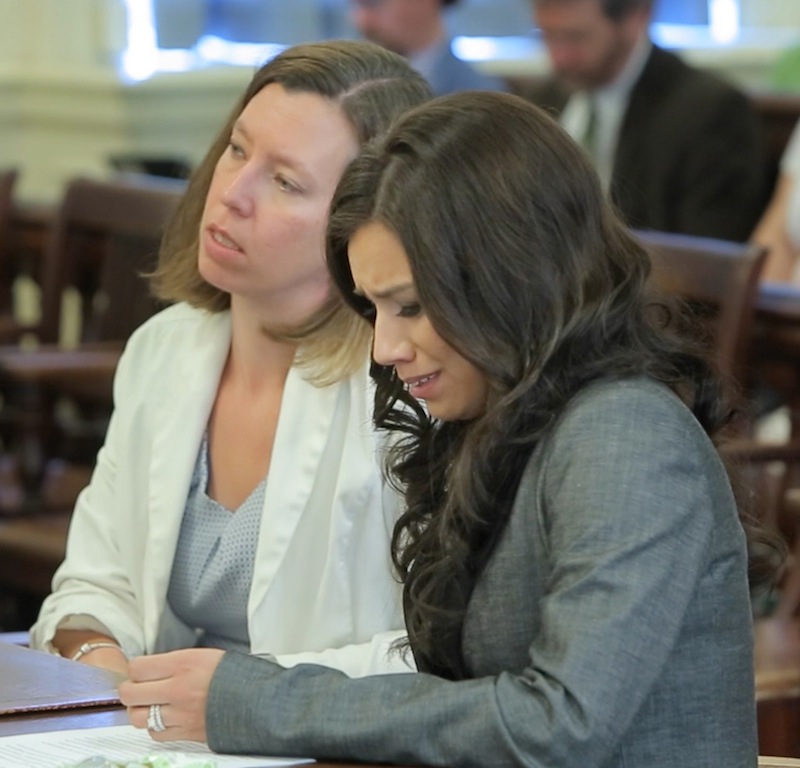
xmin=354 ymin=282 xmax=414 ymax=300
xmin=231 ymin=119 xmax=312 ymax=176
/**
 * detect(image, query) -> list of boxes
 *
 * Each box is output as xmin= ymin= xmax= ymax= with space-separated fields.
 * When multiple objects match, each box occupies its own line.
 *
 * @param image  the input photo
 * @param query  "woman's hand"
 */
xmin=119 ymin=648 xmax=225 ymax=743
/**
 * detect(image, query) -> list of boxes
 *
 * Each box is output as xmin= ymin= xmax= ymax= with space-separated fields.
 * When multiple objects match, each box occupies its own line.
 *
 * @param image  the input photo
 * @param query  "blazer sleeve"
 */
xmin=206 ymin=385 xmax=739 ymax=767
xmin=29 ymin=331 xmax=151 ymax=656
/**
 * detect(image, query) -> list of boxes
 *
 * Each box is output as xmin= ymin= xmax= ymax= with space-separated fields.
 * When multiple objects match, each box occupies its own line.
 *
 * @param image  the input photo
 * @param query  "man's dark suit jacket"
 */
xmin=530 ymin=45 xmax=766 ymax=242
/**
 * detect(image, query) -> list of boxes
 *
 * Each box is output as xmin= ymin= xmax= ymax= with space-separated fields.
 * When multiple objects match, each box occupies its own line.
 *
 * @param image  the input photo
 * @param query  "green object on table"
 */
xmin=64 ymin=755 xmax=217 ymax=768
xmin=771 ymin=45 xmax=800 ymax=92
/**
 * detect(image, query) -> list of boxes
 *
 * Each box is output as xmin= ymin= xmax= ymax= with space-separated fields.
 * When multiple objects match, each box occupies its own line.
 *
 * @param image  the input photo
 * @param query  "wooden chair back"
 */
xmin=0 ymin=169 xmax=19 ymax=313
xmin=0 ymin=174 xmax=183 ymax=505
xmin=634 ymin=229 xmax=768 ymax=388
xmin=0 ymin=176 xmax=184 ymax=617
xmin=37 ymin=174 xmax=185 ymax=347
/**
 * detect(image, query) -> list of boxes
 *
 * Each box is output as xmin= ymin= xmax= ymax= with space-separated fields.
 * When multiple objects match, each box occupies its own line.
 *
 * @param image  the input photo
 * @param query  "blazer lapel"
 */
xmin=248 ymin=366 xmax=341 ymax=611
xmin=141 ymin=311 xmax=232 ymax=647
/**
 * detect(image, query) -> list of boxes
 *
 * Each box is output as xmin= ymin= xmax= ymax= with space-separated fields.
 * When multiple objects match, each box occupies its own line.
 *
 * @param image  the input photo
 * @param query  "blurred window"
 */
xmin=152 ymin=0 xmax=717 ymax=50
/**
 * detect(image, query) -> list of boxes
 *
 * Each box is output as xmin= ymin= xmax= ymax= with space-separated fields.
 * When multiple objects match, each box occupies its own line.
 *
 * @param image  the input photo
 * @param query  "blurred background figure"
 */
xmin=752 ymin=50 xmax=800 ymax=282
xmin=527 ymin=0 xmax=765 ymax=241
xmin=752 ymin=120 xmax=800 ymax=282
xmin=349 ymin=0 xmax=506 ymax=95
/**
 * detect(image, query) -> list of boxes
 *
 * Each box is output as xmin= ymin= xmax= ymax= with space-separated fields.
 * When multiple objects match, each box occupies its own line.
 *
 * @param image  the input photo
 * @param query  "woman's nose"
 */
xmin=220 ymin=164 xmax=257 ymax=217
xmin=372 ymin=314 xmax=413 ymax=367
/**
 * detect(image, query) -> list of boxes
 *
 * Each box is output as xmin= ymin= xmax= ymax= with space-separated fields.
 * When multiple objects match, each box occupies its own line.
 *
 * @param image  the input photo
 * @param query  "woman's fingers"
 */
xmin=119 ymin=648 xmax=225 ymax=743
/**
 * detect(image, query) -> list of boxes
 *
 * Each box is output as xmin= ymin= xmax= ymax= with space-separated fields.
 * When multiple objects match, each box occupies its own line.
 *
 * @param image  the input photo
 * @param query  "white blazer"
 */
xmin=31 ymin=303 xmax=412 ymax=677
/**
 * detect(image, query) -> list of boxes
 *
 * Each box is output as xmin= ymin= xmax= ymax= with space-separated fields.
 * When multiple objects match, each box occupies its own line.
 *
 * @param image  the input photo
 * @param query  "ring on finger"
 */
xmin=147 ymin=703 xmax=166 ymax=733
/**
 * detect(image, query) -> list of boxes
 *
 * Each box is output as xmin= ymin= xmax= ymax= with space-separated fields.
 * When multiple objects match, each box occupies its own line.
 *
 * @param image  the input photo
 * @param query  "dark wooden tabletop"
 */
xmin=0 ymin=643 xmax=410 ymax=766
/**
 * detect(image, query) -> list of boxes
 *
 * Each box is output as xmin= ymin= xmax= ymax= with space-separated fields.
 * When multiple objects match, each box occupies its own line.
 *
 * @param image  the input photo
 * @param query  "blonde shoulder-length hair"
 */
xmin=150 ymin=40 xmax=431 ymax=386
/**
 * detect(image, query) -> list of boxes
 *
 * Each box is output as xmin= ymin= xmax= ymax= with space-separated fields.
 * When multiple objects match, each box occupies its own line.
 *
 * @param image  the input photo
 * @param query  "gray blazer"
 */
xmin=208 ymin=378 xmax=756 ymax=767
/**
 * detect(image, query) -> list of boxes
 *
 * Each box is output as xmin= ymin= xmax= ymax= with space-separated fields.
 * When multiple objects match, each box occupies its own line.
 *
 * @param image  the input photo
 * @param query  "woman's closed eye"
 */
xmin=398 ymin=302 xmax=422 ymax=318
xmin=359 ymin=301 xmax=377 ymax=321
xmin=227 ymin=140 xmax=246 ymax=159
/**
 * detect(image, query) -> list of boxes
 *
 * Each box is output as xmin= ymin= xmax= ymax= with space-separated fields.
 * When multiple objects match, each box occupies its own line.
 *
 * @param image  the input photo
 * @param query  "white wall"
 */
xmin=739 ymin=0 xmax=800 ymax=29
xmin=0 ymin=0 xmax=248 ymax=203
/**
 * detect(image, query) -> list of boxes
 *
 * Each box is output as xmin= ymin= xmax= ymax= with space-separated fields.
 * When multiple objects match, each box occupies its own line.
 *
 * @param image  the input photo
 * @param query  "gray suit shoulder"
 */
xmin=553 ymin=376 xmax=708 ymax=445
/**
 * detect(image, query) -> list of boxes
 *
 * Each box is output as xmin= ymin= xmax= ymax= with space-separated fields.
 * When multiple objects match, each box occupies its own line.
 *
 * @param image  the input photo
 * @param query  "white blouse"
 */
xmin=31 ymin=303 xmax=413 ymax=678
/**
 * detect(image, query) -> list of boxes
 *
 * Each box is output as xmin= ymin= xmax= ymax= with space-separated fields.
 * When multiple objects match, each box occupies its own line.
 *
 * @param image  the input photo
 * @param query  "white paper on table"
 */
xmin=0 ymin=724 xmax=314 ymax=768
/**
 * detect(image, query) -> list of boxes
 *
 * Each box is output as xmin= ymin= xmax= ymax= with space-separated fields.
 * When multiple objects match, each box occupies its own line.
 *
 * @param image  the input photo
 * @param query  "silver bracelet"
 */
xmin=70 ymin=641 xmax=125 ymax=662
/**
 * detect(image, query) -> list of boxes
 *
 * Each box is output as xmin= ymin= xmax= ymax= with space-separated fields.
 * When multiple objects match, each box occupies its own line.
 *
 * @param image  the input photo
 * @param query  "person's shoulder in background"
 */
xmin=430 ymin=41 xmax=507 ymax=95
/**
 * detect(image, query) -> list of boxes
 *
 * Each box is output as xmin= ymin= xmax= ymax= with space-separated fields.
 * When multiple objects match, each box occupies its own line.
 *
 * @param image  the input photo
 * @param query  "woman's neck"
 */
xmin=226 ymin=300 xmax=298 ymax=391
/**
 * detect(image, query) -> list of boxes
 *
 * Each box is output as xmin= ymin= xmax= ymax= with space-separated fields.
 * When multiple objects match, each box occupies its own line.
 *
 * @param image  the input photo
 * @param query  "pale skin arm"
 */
xmin=51 ymin=628 xmax=129 ymax=676
xmin=119 ymin=648 xmax=225 ymax=743
xmin=752 ymin=173 xmax=800 ymax=283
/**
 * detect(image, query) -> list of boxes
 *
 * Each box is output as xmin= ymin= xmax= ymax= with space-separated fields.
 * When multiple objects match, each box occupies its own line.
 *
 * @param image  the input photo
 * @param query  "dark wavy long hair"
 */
xmin=327 ymin=91 xmax=771 ymax=678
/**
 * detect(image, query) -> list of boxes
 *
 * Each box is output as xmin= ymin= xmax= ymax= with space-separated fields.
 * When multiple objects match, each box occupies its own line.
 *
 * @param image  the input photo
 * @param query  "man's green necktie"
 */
xmin=580 ymin=98 xmax=597 ymax=162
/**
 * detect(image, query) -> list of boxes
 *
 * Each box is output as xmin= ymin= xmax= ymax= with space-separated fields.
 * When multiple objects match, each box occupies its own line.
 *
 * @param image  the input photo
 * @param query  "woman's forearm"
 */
xmin=52 ymin=628 xmax=128 ymax=675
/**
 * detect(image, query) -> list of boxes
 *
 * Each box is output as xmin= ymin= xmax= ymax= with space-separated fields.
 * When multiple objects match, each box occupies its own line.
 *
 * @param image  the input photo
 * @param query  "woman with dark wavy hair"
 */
xmin=122 ymin=91 xmax=764 ymax=767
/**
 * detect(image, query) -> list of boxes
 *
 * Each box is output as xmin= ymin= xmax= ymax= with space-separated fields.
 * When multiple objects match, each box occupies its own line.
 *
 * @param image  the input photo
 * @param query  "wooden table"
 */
xmin=0 ymin=642 xmax=412 ymax=767
xmin=0 ymin=704 xmax=128 ymax=737
xmin=1 ymin=713 xmax=419 ymax=767
xmin=2 ymin=706 xmax=796 ymax=768
xmin=0 ymin=643 xmax=796 ymax=766
xmin=0 ymin=703 xmax=418 ymax=767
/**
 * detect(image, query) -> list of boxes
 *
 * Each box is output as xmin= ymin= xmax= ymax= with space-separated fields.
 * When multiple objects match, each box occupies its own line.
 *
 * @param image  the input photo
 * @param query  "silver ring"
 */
xmin=147 ymin=703 xmax=166 ymax=733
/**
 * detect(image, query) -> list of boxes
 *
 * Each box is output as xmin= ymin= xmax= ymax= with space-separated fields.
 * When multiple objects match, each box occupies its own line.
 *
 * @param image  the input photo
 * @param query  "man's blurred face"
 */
xmin=350 ymin=0 xmax=427 ymax=57
xmin=533 ymin=0 xmax=647 ymax=90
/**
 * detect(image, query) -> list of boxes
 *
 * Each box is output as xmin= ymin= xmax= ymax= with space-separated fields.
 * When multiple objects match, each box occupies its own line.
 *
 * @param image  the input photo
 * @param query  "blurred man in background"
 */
xmin=529 ymin=0 xmax=765 ymax=241
xmin=350 ymin=0 xmax=506 ymax=95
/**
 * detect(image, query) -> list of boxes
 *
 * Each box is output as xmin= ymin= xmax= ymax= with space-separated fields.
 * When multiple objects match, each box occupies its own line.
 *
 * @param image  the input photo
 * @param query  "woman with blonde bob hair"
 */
xmin=31 ymin=41 xmax=431 ymax=680
xmin=122 ymin=92 xmax=766 ymax=767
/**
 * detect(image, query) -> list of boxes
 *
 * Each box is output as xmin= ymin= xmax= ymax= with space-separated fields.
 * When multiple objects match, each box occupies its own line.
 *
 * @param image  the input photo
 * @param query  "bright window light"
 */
xmin=122 ymin=0 xmax=745 ymax=80
xmin=121 ymin=0 xmax=159 ymax=81
xmin=709 ymin=0 xmax=740 ymax=44
xmin=121 ymin=0 xmax=283 ymax=80
xmin=196 ymin=36 xmax=284 ymax=68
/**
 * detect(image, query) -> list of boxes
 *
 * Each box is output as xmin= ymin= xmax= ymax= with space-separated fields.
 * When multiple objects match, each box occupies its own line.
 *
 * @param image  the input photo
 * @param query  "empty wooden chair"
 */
xmin=631 ymin=230 xmax=800 ymax=754
xmin=0 ymin=169 xmax=21 ymax=340
xmin=36 ymin=174 xmax=186 ymax=347
xmin=737 ymin=285 xmax=800 ymax=572
xmin=0 ymin=174 xmax=183 ymax=628
xmin=637 ymin=226 xmax=783 ymax=531
xmin=741 ymin=285 xmax=800 ymax=759
xmin=634 ymin=228 xmax=767 ymax=391
xmin=0 ymin=174 xmax=184 ymax=486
